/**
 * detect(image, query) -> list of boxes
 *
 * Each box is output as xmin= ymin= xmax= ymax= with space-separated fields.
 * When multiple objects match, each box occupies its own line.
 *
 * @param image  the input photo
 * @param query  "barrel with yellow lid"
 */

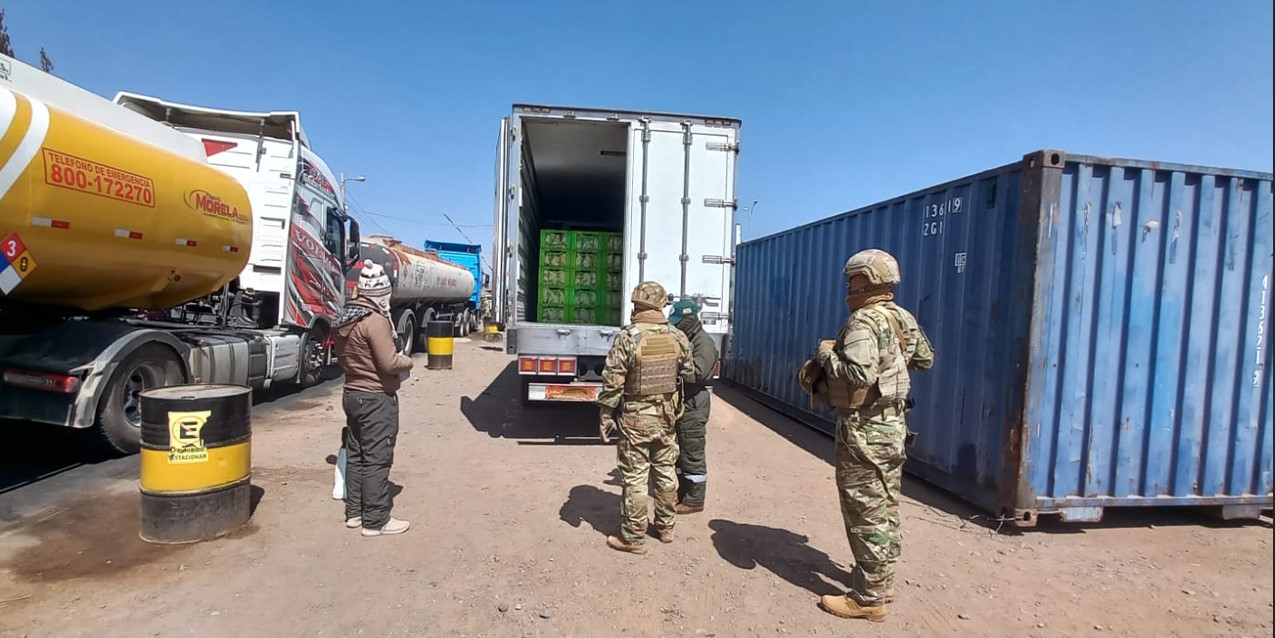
xmin=0 ymin=85 xmax=252 ymax=311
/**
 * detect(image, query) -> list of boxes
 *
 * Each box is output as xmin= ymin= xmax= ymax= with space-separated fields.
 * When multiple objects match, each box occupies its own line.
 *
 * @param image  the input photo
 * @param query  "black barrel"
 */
xmin=427 ymin=320 xmax=453 ymax=370
xmin=138 ymin=384 xmax=253 ymax=544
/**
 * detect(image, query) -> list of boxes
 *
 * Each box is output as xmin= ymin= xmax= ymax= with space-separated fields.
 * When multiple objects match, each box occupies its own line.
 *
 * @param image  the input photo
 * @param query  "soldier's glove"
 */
xmin=817 ymin=339 xmax=836 ymax=356
xmin=598 ymin=407 xmax=617 ymax=443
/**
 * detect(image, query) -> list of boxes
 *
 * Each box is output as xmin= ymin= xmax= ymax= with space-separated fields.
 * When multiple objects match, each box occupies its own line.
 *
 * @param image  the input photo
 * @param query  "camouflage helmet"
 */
xmin=631 ymin=281 xmax=670 ymax=310
xmin=843 ymin=249 xmax=901 ymax=288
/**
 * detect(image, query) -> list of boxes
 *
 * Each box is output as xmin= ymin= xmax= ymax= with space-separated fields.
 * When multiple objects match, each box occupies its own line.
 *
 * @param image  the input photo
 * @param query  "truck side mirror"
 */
xmin=346 ymin=218 xmax=362 ymax=267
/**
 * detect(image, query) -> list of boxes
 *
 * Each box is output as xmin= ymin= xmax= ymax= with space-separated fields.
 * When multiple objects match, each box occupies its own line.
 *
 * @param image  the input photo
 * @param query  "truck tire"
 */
xmin=398 ymin=312 xmax=417 ymax=356
xmin=298 ymin=327 xmax=327 ymax=388
xmin=455 ymin=309 xmax=470 ymax=338
xmin=95 ymin=343 xmax=185 ymax=455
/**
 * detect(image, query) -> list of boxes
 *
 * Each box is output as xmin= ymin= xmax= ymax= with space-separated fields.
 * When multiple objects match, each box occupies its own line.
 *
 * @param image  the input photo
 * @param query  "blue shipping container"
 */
xmin=727 ymin=150 xmax=1273 ymax=525
xmin=425 ymin=240 xmax=483 ymax=305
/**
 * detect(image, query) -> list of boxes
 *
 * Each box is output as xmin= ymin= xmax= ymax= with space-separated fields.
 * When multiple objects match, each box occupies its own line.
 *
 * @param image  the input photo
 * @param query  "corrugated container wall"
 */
xmin=726 ymin=150 xmax=1273 ymax=525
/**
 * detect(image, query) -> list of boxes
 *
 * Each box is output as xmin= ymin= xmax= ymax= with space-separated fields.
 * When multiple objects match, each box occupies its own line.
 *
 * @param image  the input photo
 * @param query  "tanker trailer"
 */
xmin=350 ymin=235 xmax=476 ymax=354
xmin=0 ymin=54 xmax=360 ymax=453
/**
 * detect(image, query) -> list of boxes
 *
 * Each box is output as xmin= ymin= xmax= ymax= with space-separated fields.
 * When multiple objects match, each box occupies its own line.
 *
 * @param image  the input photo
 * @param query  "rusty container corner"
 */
xmin=725 ymin=149 xmax=1273 ymax=526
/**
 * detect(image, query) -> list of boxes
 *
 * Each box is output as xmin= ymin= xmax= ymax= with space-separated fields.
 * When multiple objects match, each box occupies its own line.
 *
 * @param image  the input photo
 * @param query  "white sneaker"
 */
xmin=361 ymin=517 xmax=411 ymax=537
xmin=345 ymin=517 xmax=361 ymax=529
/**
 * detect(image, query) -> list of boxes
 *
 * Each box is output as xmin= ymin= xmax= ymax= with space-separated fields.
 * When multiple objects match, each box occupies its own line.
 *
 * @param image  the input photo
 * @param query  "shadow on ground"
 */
xmin=709 ymin=519 xmax=854 ymax=596
xmin=559 ymin=484 xmax=621 ymax=537
xmin=459 ymin=362 xmax=608 ymax=446
xmin=713 ymin=383 xmax=1272 ymax=534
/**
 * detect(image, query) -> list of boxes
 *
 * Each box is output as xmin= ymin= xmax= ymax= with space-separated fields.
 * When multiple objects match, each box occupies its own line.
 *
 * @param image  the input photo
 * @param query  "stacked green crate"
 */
xmin=537 ymin=230 xmax=571 ymax=322
xmin=537 ymin=230 xmax=624 ymax=324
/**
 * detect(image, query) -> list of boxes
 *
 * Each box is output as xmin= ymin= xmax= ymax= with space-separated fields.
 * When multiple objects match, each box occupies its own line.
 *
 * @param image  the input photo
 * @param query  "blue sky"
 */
xmin=8 ymin=1 xmax=1272 ymax=266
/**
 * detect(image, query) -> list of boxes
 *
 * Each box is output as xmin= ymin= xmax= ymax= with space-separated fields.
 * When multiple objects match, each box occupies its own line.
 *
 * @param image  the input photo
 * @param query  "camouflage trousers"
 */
xmin=834 ymin=409 xmax=907 ymax=605
xmin=616 ymin=420 xmax=679 ymax=544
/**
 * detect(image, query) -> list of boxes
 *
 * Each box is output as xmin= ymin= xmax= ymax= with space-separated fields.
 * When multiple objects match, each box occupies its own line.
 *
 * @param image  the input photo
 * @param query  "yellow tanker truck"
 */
xmin=0 ymin=54 xmax=361 ymax=453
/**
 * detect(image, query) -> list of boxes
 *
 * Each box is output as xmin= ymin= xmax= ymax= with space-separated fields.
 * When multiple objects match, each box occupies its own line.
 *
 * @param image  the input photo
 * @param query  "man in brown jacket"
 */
xmin=333 ymin=260 xmax=414 ymax=536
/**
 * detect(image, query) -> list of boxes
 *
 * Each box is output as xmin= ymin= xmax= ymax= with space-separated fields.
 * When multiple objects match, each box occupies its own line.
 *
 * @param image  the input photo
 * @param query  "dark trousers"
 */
xmin=342 ymin=390 xmax=399 ymax=529
xmin=675 ymin=389 xmax=711 ymax=506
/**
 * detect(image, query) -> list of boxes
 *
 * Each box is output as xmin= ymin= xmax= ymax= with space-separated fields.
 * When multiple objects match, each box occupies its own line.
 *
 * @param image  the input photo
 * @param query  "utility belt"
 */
xmin=685 ymin=382 xmax=713 ymax=395
xmin=837 ymin=399 xmax=908 ymax=419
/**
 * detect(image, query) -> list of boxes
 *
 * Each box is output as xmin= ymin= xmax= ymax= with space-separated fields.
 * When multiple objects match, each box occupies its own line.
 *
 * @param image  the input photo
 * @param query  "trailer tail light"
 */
xmin=712 ymin=361 xmax=720 ymax=379
xmin=3 ymin=369 xmax=81 ymax=393
xmin=518 ymin=357 xmax=578 ymax=376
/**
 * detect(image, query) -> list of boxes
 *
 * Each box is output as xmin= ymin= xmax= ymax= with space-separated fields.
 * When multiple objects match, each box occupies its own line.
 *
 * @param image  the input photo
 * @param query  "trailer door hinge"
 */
xmin=701 ymin=311 xmax=732 ymax=322
xmin=704 ymin=198 xmax=737 ymax=209
xmin=706 ymin=141 xmax=739 ymax=153
xmin=702 ymin=255 xmax=735 ymax=265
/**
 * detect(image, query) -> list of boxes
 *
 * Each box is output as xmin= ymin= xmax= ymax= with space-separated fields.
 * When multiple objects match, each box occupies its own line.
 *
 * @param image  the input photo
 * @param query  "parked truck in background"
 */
xmin=0 ymin=54 xmax=360 ymax=453
xmin=492 ymin=104 xmax=740 ymax=404
xmin=424 ymin=239 xmax=484 ymax=335
xmin=350 ymin=235 xmax=476 ymax=354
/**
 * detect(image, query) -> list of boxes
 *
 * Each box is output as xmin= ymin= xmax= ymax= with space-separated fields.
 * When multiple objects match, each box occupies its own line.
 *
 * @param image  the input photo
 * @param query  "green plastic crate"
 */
xmin=540 ymin=268 xmax=568 ymax=289
xmin=570 ymin=270 xmax=599 ymax=288
xmin=571 ymin=307 xmax=600 ymax=324
xmin=606 ymin=308 xmax=623 ymax=325
xmin=539 ymin=306 xmax=567 ymax=323
xmin=605 ymin=233 xmax=623 ymax=253
xmin=604 ymin=252 xmax=623 ymax=272
xmin=540 ymin=287 xmax=568 ymax=307
xmin=572 ymin=251 xmax=600 ymax=271
xmin=573 ymin=231 xmax=602 ymax=253
xmin=605 ymin=271 xmax=623 ymax=291
xmin=541 ymin=249 xmax=569 ymax=269
xmin=573 ymin=288 xmax=600 ymax=307
xmin=541 ymin=229 xmax=570 ymax=250
xmin=602 ymin=289 xmax=623 ymax=308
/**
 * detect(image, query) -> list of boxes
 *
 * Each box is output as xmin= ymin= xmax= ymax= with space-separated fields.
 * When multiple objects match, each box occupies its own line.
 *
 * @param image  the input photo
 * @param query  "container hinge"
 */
xmin=706 ymin=140 xmax=739 ymax=153
xmin=704 ymin=198 xmax=737 ymax=209
xmin=702 ymin=255 xmax=735 ymax=265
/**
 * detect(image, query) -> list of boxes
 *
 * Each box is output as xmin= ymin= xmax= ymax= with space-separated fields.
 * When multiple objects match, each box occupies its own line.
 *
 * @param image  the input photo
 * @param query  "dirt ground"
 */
xmin=0 ymin=339 xmax=1270 ymax=638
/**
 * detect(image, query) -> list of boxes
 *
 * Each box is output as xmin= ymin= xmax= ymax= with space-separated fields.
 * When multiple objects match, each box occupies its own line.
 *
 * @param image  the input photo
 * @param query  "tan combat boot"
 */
xmin=674 ymin=503 xmax=703 ymax=515
xmin=606 ymin=535 xmax=648 ymax=555
xmin=818 ymin=594 xmax=886 ymax=623
xmin=651 ymin=527 xmax=674 ymax=543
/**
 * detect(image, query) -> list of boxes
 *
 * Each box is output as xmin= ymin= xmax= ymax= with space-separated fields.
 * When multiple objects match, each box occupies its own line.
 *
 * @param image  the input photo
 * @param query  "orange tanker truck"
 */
xmin=0 ymin=54 xmax=361 ymax=453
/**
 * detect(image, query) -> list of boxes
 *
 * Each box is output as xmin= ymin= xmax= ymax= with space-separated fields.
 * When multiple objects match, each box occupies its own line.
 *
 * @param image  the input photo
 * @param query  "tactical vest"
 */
xmin=624 ymin=327 xmax=680 ymax=397
xmin=823 ymin=304 xmax=912 ymax=409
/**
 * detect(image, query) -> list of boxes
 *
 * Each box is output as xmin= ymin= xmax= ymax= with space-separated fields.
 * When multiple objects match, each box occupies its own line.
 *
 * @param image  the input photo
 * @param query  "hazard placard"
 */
xmin=0 ymin=232 xmax=37 ymax=295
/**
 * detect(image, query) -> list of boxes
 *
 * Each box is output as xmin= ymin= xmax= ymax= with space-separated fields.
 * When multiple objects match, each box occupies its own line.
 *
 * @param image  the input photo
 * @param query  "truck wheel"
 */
xmin=455 ymin=310 xmax=470 ymax=338
xmin=299 ymin=328 xmax=327 ymax=388
xmin=398 ymin=312 xmax=417 ymax=356
xmin=95 ymin=343 xmax=184 ymax=455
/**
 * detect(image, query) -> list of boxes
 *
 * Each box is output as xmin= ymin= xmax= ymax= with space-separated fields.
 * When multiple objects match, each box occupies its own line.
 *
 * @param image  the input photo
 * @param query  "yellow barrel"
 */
xmin=138 ymin=384 xmax=252 ymax=544
xmin=483 ymin=322 xmax=500 ymax=342
xmin=427 ymin=320 xmax=453 ymax=370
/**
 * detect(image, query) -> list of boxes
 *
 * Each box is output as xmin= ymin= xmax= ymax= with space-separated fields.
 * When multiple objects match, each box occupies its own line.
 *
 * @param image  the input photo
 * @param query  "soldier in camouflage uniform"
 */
xmin=597 ymin=281 xmax=694 ymax=555
xmin=668 ymin=299 xmax=719 ymax=514
xmin=805 ymin=249 xmax=934 ymax=622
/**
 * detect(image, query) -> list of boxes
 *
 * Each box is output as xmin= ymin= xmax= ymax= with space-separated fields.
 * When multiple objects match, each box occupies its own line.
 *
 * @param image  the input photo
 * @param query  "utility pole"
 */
xmin=339 ymin=172 xmax=365 ymax=213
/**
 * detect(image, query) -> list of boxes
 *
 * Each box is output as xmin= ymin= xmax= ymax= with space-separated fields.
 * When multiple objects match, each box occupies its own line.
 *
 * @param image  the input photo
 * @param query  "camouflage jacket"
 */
xmin=819 ymin=300 xmax=934 ymax=403
xmin=598 ymin=313 xmax=694 ymax=426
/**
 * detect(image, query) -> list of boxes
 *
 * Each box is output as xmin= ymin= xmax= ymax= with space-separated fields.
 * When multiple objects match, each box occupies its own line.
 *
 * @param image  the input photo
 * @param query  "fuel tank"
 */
xmin=0 ymin=82 xmax=252 ymax=311
xmin=355 ymin=235 xmax=474 ymax=304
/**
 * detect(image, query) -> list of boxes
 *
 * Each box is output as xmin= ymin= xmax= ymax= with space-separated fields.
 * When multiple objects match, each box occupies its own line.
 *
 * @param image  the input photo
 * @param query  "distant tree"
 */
xmin=0 ymin=9 xmax=14 ymax=58
xmin=38 ymin=46 xmax=51 ymax=72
